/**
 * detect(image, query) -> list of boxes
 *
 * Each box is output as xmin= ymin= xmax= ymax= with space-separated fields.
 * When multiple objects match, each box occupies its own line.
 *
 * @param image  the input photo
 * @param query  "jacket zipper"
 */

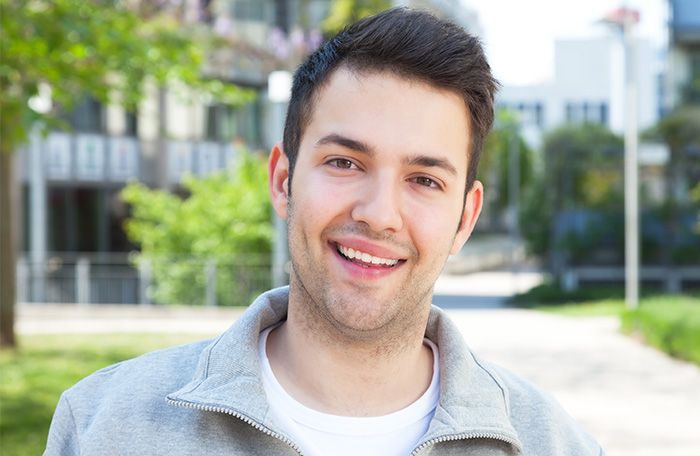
xmin=167 ymin=398 xmax=304 ymax=456
xmin=411 ymin=431 xmax=521 ymax=455
xmin=169 ymin=398 xmax=520 ymax=456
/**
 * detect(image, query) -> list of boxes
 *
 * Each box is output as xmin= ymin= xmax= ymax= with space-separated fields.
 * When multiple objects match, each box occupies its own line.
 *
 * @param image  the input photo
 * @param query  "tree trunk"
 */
xmin=1 ymin=148 xmax=18 ymax=348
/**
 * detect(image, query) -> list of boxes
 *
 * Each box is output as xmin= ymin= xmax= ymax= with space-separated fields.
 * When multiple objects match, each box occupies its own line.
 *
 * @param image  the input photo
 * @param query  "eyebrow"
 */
xmin=316 ymin=133 xmax=374 ymax=156
xmin=403 ymin=155 xmax=458 ymax=177
xmin=316 ymin=132 xmax=458 ymax=176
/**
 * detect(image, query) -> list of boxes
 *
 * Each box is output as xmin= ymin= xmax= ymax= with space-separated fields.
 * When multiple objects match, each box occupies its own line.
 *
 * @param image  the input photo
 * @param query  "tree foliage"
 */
xmin=478 ymin=109 xmax=535 ymax=211
xmin=322 ymin=0 xmax=391 ymax=35
xmin=520 ymin=123 xmax=624 ymax=260
xmin=643 ymin=106 xmax=700 ymax=265
xmin=121 ymin=150 xmax=273 ymax=306
xmin=644 ymin=106 xmax=700 ymax=204
xmin=0 ymin=0 xmax=251 ymax=153
xmin=0 ymin=0 xmax=251 ymax=346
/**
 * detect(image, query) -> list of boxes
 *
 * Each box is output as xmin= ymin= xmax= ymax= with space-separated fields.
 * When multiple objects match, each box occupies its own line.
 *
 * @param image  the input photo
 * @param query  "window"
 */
xmin=205 ymin=99 xmax=263 ymax=147
xmin=599 ymin=103 xmax=608 ymax=126
xmin=125 ymin=111 xmax=138 ymax=137
xmin=565 ymin=101 xmax=608 ymax=125
xmin=65 ymin=96 xmax=104 ymax=132
xmin=231 ymin=0 xmax=271 ymax=22
xmin=535 ymin=103 xmax=544 ymax=127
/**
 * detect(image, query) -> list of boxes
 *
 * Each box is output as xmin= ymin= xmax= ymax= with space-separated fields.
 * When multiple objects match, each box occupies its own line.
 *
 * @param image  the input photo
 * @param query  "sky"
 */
xmin=462 ymin=0 xmax=669 ymax=86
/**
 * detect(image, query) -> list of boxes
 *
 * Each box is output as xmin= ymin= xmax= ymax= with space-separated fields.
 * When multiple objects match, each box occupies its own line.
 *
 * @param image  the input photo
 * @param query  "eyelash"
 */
xmin=325 ymin=158 xmax=443 ymax=191
xmin=326 ymin=158 xmax=358 ymax=170
xmin=411 ymin=176 xmax=441 ymax=189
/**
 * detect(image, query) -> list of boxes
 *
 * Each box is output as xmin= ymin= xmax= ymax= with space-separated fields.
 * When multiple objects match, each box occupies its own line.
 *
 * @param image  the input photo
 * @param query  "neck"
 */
xmin=266 ymin=293 xmax=434 ymax=416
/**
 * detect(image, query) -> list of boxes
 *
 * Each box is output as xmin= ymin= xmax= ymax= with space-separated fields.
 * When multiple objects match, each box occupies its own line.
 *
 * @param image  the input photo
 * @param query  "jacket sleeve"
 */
xmin=44 ymin=393 xmax=80 ymax=456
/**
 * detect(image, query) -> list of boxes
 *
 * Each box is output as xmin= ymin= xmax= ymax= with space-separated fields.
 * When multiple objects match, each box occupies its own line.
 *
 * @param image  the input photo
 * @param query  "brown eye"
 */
xmin=329 ymin=158 xmax=355 ymax=169
xmin=414 ymin=176 xmax=438 ymax=188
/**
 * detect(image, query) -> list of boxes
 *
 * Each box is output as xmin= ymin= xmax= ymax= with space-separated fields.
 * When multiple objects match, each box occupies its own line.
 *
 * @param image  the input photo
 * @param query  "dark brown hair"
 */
xmin=282 ymin=7 xmax=498 ymax=193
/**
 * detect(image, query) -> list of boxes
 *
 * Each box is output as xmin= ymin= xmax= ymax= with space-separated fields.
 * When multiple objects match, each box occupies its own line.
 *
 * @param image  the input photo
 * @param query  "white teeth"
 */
xmin=337 ymin=244 xmax=399 ymax=266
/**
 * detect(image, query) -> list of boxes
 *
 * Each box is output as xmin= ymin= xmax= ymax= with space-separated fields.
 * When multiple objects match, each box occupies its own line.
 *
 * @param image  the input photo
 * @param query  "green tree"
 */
xmin=322 ymin=0 xmax=391 ymax=35
xmin=121 ymin=150 xmax=273 ymax=307
xmin=520 ymin=123 xmax=624 ymax=266
xmin=0 ymin=0 xmax=251 ymax=347
xmin=478 ymin=109 xmax=535 ymax=229
xmin=644 ymin=106 xmax=700 ymax=266
xmin=694 ymin=184 xmax=700 ymax=235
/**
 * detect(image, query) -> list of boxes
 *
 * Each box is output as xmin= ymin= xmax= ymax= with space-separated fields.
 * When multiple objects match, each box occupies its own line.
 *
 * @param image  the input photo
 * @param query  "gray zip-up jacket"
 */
xmin=45 ymin=287 xmax=603 ymax=455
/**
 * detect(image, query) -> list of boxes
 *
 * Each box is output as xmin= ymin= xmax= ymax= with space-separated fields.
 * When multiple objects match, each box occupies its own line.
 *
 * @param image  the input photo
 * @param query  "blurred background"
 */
xmin=1 ymin=0 xmax=699 ymax=454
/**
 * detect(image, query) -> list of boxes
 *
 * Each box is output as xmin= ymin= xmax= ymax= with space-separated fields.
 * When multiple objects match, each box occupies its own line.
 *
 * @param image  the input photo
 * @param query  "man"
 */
xmin=46 ymin=8 xmax=603 ymax=455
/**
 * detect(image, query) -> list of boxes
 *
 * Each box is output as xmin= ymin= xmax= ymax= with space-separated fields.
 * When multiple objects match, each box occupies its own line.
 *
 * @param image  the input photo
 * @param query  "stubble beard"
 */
xmin=285 ymin=199 xmax=437 ymax=355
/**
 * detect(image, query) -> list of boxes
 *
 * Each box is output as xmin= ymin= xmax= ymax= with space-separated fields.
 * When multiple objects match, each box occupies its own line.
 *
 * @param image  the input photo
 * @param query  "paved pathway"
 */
xmin=447 ymin=309 xmax=700 ymax=456
xmin=17 ymin=271 xmax=700 ymax=455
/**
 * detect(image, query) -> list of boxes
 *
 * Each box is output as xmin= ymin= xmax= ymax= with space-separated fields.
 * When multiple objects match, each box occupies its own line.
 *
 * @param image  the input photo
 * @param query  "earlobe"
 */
xmin=450 ymin=180 xmax=483 ymax=255
xmin=268 ymin=143 xmax=290 ymax=219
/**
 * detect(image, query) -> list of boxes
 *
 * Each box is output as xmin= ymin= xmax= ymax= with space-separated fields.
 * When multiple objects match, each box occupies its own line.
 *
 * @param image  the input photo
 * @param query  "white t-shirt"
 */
xmin=258 ymin=326 xmax=440 ymax=456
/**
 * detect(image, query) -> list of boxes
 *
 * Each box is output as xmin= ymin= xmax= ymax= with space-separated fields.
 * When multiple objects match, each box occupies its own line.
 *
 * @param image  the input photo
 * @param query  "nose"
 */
xmin=350 ymin=173 xmax=404 ymax=233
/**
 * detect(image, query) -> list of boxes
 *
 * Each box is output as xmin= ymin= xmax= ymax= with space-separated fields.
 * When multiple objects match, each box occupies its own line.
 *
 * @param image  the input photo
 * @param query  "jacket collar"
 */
xmin=168 ymin=287 xmax=522 ymax=453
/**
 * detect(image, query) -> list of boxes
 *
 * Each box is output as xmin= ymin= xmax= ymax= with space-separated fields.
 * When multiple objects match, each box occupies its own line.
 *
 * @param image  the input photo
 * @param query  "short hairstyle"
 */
xmin=282 ymin=7 xmax=498 ymax=193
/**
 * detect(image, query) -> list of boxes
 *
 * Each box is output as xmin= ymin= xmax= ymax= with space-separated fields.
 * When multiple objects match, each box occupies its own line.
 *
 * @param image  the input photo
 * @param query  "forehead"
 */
xmin=301 ymin=68 xmax=471 ymax=169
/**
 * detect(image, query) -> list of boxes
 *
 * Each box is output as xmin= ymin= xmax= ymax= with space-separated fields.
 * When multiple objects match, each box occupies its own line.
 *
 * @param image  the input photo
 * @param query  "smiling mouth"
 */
xmin=335 ymin=243 xmax=403 ymax=268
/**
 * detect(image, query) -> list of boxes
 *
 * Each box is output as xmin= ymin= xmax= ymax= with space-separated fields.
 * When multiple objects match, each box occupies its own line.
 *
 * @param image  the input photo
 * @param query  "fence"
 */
xmin=17 ymin=253 xmax=273 ymax=306
xmin=561 ymin=266 xmax=700 ymax=293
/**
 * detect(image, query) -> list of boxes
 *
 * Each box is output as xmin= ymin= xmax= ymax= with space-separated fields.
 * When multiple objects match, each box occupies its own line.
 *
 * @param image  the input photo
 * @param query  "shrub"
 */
xmin=621 ymin=297 xmax=700 ymax=366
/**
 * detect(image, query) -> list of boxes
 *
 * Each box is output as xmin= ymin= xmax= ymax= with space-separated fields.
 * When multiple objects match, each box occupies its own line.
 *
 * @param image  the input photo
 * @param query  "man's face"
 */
xmin=269 ymin=68 xmax=482 ymax=341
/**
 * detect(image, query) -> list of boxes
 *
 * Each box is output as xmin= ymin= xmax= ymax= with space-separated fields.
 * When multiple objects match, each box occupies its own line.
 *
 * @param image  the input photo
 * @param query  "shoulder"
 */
xmin=61 ymin=338 xmax=212 ymax=424
xmin=481 ymin=360 xmax=603 ymax=455
xmin=70 ymin=338 xmax=211 ymax=398
xmin=45 ymin=338 xmax=215 ymax=455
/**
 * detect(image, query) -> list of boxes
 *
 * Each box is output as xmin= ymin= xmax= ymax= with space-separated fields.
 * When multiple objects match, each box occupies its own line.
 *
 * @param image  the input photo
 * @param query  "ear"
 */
xmin=268 ymin=143 xmax=290 ymax=219
xmin=450 ymin=180 xmax=483 ymax=255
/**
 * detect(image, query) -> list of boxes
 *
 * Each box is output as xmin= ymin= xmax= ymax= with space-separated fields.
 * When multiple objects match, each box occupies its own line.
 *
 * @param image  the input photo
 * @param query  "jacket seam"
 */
xmin=469 ymin=354 xmax=512 ymax=415
xmin=63 ymin=393 xmax=82 ymax=455
xmin=201 ymin=334 xmax=225 ymax=380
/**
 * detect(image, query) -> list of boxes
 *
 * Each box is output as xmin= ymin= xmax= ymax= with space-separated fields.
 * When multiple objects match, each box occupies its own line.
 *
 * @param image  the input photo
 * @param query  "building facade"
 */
xmin=497 ymin=34 xmax=661 ymax=149
xmin=667 ymin=0 xmax=700 ymax=107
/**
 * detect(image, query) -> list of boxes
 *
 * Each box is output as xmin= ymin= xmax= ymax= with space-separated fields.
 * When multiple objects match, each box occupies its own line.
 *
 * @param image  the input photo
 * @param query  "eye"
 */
xmin=411 ymin=176 xmax=442 ymax=189
xmin=327 ymin=158 xmax=357 ymax=170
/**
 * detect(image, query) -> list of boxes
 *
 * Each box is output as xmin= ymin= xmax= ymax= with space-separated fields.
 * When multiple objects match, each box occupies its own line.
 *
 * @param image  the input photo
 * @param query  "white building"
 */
xmin=498 ymin=35 xmax=660 ymax=148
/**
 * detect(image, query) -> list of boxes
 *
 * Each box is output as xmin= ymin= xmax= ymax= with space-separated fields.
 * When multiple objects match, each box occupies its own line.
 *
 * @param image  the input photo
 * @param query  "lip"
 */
xmin=329 ymin=238 xmax=407 ymax=280
xmin=331 ymin=237 xmax=406 ymax=261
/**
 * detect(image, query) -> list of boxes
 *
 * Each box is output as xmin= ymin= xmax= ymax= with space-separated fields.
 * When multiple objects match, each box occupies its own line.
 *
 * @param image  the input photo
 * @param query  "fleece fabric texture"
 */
xmin=45 ymin=287 xmax=604 ymax=455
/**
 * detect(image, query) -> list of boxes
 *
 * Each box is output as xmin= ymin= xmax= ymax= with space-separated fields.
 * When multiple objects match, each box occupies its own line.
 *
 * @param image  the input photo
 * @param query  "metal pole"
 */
xmin=271 ymin=99 xmax=289 ymax=289
xmin=29 ymin=128 xmax=47 ymax=302
xmin=623 ymin=18 xmax=640 ymax=309
xmin=508 ymin=125 xmax=521 ymax=271
xmin=76 ymin=256 xmax=90 ymax=305
xmin=205 ymin=260 xmax=217 ymax=307
xmin=138 ymin=258 xmax=152 ymax=305
xmin=267 ymin=71 xmax=292 ymax=288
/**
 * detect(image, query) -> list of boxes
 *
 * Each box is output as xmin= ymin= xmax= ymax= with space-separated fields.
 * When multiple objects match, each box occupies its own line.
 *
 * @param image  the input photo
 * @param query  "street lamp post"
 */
xmin=602 ymin=7 xmax=641 ymax=309
xmin=623 ymin=12 xmax=640 ymax=310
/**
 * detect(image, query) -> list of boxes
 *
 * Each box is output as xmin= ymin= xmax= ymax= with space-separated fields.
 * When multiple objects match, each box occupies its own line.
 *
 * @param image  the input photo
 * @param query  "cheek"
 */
xmin=404 ymin=199 xmax=462 ymax=251
xmin=290 ymin=177 xmax=350 ymax=228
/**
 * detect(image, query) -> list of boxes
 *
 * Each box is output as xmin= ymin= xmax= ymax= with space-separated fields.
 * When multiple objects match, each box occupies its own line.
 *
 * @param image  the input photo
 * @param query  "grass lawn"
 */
xmin=621 ymin=296 xmax=700 ymax=366
xmin=509 ymin=282 xmax=627 ymax=316
xmin=0 ymin=333 xmax=212 ymax=456
xmin=510 ymin=282 xmax=700 ymax=365
xmin=527 ymin=297 xmax=626 ymax=317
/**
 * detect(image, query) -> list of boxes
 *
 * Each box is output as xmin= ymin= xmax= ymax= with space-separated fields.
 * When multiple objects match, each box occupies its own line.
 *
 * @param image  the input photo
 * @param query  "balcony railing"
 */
xmin=18 ymin=253 xmax=273 ymax=306
xmin=20 ymin=132 xmax=240 ymax=187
